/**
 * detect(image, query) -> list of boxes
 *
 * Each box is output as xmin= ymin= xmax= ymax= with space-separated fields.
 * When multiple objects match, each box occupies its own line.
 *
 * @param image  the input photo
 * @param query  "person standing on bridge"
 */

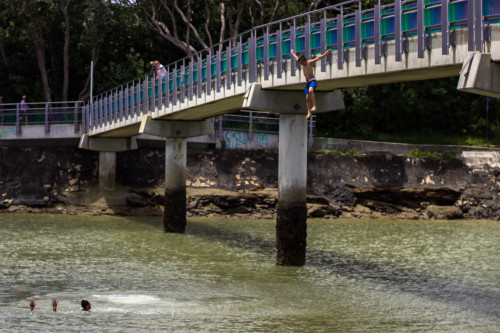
xmin=291 ymin=49 xmax=332 ymax=119
xmin=150 ymin=60 xmax=167 ymax=81
xmin=20 ymin=95 xmax=28 ymax=125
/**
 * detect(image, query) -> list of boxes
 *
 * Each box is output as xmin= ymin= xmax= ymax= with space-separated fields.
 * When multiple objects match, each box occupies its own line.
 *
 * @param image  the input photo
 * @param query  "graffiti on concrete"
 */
xmin=255 ymin=133 xmax=271 ymax=147
xmin=0 ymin=127 xmax=15 ymax=139
xmin=224 ymin=131 xmax=248 ymax=149
xmin=224 ymin=131 xmax=276 ymax=149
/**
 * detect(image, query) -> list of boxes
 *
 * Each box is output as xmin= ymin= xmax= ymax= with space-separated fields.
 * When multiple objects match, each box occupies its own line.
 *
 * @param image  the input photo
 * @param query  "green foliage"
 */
xmin=330 ymin=148 xmax=359 ymax=157
xmin=409 ymin=149 xmax=456 ymax=160
xmin=316 ymin=78 xmax=500 ymax=147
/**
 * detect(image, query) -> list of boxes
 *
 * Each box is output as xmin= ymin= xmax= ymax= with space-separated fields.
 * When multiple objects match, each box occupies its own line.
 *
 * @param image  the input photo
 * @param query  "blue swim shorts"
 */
xmin=304 ymin=79 xmax=317 ymax=95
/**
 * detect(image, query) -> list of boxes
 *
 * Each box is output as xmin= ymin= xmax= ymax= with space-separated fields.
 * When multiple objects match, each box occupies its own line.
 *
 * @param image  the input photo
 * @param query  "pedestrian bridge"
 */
xmin=82 ymin=0 xmax=500 ymax=139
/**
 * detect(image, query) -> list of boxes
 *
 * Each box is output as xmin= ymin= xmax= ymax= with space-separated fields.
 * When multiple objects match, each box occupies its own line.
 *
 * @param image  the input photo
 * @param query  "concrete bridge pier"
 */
xmin=277 ymin=113 xmax=308 ymax=265
xmin=79 ymin=134 xmax=138 ymax=191
xmin=139 ymin=115 xmax=213 ymax=233
xmin=98 ymin=152 xmax=116 ymax=191
xmin=164 ymin=137 xmax=187 ymax=232
xmin=243 ymin=83 xmax=345 ymax=266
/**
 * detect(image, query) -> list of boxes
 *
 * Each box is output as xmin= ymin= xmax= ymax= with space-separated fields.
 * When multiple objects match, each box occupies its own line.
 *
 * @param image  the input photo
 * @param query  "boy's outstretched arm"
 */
xmin=290 ymin=49 xmax=299 ymax=61
xmin=309 ymin=49 xmax=332 ymax=63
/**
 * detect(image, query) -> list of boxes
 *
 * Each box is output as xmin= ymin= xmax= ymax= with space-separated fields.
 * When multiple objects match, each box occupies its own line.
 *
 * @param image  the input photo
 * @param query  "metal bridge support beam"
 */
xmin=243 ymin=83 xmax=345 ymax=266
xmin=277 ymin=113 xmax=308 ymax=266
xmin=139 ymin=115 xmax=213 ymax=233
xmin=79 ymin=134 xmax=138 ymax=191
xmin=458 ymin=53 xmax=500 ymax=99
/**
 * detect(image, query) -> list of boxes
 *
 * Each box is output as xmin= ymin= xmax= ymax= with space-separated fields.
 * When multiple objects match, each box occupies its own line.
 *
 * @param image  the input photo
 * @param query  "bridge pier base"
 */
xmin=139 ymin=115 xmax=213 ymax=233
xmin=276 ymin=113 xmax=308 ymax=266
xmin=78 ymin=134 xmax=137 ymax=191
xmin=164 ymin=138 xmax=187 ymax=233
xmin=99 ymin=152 xmax=116 ymax=191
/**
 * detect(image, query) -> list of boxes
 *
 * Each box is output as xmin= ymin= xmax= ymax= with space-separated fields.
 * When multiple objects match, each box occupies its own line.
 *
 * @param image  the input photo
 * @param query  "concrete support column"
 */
xmin=164 ymin=138 xmax=187 ymax=233
xmin=99 ymin=151 xmax=117 ymax=191
xmin=276 ymin=113 xmax=308 ymax=266
xmin=79 ymin=134 xmax=138 ymax=192
xmin=139 ymin=116 xmax=214 ymax=234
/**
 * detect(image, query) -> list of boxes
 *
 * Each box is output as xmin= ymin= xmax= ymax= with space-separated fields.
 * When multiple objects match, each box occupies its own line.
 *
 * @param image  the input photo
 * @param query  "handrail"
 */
xmin=0 ymin=101 xmax=83 ymax=134
xmin=83 ymin=0 xmax=499 ymax=133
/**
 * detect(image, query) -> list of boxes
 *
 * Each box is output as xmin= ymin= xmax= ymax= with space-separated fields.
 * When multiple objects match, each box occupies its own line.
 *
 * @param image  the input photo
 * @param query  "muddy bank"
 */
xmin=0 ymin=147 xmax=499 ymax=220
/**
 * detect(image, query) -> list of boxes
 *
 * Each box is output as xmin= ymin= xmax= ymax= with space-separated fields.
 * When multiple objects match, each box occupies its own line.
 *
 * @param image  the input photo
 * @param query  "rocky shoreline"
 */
xmin=0 ymin=146 xmax=499 ymax=220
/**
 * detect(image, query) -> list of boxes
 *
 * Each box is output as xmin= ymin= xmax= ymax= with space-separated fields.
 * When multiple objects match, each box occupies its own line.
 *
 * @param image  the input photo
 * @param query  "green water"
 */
xmin=0 ymin=215 xmax=499 ymax=332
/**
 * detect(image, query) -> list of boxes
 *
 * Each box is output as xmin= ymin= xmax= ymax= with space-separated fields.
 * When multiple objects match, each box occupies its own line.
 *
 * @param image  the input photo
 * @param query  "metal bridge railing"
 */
xmin=213 ymin=110 xmax=317 ymax=147
xmin=84 ymin=0 xmax=500 ymax=133
xmin=0 ymin=101 xmax=83 ymax=134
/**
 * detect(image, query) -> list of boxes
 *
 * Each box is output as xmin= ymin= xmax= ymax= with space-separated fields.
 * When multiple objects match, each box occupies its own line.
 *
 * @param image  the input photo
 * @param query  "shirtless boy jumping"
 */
xmin=291 ymin=49 xmax=332 ymax=119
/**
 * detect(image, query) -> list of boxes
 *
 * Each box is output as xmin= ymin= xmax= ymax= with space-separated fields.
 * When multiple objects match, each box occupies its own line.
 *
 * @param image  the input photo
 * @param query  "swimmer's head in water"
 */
xmin=81 ymin=300 xmax=91 ymax=311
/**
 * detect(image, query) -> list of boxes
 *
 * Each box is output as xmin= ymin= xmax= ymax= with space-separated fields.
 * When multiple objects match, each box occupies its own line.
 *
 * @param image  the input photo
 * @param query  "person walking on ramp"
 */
xmin=291 ymin=48 xmax=332 ymax=119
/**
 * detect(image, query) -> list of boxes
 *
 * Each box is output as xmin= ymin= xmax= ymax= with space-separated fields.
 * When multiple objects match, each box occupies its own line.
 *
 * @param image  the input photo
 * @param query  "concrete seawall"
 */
xmin=0 ymin=146 xmax=498 ymax=219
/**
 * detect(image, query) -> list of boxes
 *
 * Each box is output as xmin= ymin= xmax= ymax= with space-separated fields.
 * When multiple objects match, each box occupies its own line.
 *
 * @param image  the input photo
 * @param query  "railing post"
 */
xmin=320 ymin=13 xmax=327 ymax=72
xmin=216 ymin=48 xmax=221 ymax=93
xmin=374 ymin=4 xmax=382 ymax=64
xmin=417 ymin=0 xmax=425 ymax=58
xmin=277 ymin=23 xmax=283 ymax=78
xmin=131 ymin=83 xmax=136 ymax=116
xmin=119 ymin=89 xmax=124 ymax=120
xmin=291 ymin=21 xmax=297 ymax=76
xmin=151 ymin=75 xmax=156 ymax=114
xmin=74 ymin=102 xmax=79 ymax=132
xmin=181 ymin=61 xmax=186 ymax=102
xmin=82 ymin=103 xmax=86 ymax=131
xmin=143 ymin=75 xmax=149 ymax=114
xmin=189 ymin=56 xmax=194 ymax=100
xmin=158 ymin=74 xmax=163 ymax=110
xmin=237 ymin=38 xmax=243 ymax=86
xmin=115 ymin=90 xmax=120 ymax=121
xmin=45 ymin=103 xmax=49 ymax=133
xmin=248 ymin=111 xmax=253 ymax=141
xmin=395 ymin=0 xmax=402 ymax=61
xmin=99 ymin=97 xmax=103 ymax=126
xmin=173 ymin=64 xmax=178 ymax=105
xmin=468 ymin=0 xmax=475 ymax=50
xmin=474 ymin=0 xmax=483 ymax=51
xmin=264 ymin=26 xmax=270 ymax=81
xmin=226 ymin=44 xmax=232 ymax=90
xmin=197 ymin=54 xmax=203 ymax=97
xmin=355 ymin=9 xmax=362 ymax=67
xmin=305 ymin=15 xmax=311 ymax=59
xmin=15 ymin=104 xmax=20 ymax=134
xmin=249 ymin=32 xmax=257 ymax=83
xmin=165 ymin=67 xmax=170 ymax=107
xmin=206 ymin=51 xmax=212 ymax=95
xmin=441 ymin=0 xmax=449 ymax=54
xmin=337 ymin=8 xmax=344 ymax=69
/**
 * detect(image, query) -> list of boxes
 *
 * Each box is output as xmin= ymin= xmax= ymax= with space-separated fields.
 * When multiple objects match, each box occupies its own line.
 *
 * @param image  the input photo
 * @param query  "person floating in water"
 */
xmin=290 ymin=48 xmax=332 ymax=119
xmin=51 ymin=298 xmax=58 ymax=312
xmin=29 ymin=299 xmax=36 ymax=312
xmin=81 ymin=299 xmax=91 ymax=312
